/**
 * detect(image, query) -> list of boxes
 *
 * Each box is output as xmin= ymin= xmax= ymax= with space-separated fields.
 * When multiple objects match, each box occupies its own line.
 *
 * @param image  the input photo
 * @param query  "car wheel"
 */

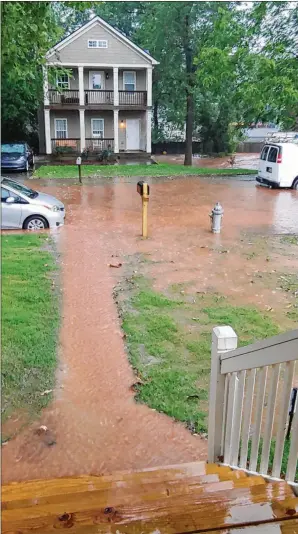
xmin=292 ymin=178 xmax=298 ymax=190
xmin=24 ymin=216 xmax=48 ymax=231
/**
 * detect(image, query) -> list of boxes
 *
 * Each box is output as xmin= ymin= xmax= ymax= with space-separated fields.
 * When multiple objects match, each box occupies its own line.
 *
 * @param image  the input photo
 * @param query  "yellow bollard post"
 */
xmin=137 ymin=181 xmax=150 ymax=238
xmin=142 ymin=182 xmax=149 ymax=238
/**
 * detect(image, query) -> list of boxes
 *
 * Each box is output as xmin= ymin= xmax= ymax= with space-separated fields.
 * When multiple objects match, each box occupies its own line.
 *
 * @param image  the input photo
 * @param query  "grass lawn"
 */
xmin=119 ymin=276 xmax=279 ymax=434
xmin=2 ymin=234 xmax=59 ymax=438
xmin=34 ymin=163 xmax=256 ymax=179
xmin=120 ymin=275 xmax=296 ymax=478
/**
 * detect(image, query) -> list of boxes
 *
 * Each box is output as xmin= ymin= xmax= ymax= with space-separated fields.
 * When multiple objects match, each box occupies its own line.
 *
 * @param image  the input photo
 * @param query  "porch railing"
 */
xmin=51 ymin=138 xmax=80 ymax=153
xmin=119 ymin=90 xmax=147 ymax=106
xmin=85 ymin=138 xmax=114 ymax=152
xmin=85 ymin=90 xmax=114 ymax=105
xmin=48 ymin=90 xmax=79 ymax=105
xmin=208 ymin=327 xmax=298 ymax=485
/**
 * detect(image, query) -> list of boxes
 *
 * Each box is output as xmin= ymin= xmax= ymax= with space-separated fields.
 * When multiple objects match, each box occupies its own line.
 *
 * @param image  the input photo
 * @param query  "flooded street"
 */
xmin=2 ymin=176 xmax=298 ymax=483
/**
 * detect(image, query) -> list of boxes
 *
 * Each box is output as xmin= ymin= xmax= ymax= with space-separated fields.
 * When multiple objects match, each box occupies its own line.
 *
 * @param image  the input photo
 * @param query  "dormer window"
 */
xmin=88 ymin=39 xmax=108 ymax=48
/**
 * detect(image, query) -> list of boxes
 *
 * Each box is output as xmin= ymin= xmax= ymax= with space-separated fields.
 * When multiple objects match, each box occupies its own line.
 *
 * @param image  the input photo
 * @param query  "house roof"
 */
xmin=46 ymin=15 xmax=159 ymax=65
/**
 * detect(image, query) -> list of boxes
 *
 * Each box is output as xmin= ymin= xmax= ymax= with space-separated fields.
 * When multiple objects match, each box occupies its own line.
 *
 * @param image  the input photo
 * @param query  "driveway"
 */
xmin=2 ymin=176 xmax=298 ymax=482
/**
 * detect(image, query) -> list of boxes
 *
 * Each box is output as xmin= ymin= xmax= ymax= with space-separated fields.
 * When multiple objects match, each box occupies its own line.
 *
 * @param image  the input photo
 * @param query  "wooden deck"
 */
xmin=2 ymin=461 xmax=298 ymax=533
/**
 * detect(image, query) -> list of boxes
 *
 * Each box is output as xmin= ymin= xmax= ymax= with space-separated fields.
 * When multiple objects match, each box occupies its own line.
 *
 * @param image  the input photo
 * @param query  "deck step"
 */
xmin=2 ymin=461 xmax=297 ymax=533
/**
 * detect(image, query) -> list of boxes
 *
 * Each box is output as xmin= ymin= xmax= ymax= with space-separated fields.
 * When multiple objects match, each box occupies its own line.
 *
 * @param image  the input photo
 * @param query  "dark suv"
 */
xmin=1 ymin=142 xmax=34 ymax=172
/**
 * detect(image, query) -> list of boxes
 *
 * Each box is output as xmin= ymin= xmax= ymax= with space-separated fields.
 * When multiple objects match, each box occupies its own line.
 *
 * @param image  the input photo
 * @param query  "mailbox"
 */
xmin=76 ymin=156 xmax=82 ymax=166
xmin=137 ymin=181 xmax=150 ymax=196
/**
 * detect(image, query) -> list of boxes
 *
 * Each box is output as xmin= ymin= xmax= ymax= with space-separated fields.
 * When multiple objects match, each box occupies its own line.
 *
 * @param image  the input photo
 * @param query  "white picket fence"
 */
xmin=208 ymin=327 xmax=298 ymax=485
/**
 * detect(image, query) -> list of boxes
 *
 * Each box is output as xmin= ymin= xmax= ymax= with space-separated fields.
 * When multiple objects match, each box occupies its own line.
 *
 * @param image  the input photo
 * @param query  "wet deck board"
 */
xmin=208 ymin=520 xmax=298 ymax=532
xmin=2 ymin=463 xmax=298 ymax=534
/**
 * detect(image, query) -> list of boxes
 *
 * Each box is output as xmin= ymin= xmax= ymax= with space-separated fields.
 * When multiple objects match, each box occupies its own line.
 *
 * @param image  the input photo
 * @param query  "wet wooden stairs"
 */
xmin=2 ymin=461 xmax=298 ymax=533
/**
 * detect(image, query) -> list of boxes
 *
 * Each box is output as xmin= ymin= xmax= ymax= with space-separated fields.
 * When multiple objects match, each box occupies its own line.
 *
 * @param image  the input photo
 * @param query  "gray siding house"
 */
xmin=40 ymin=16 xmax=158 ymax=155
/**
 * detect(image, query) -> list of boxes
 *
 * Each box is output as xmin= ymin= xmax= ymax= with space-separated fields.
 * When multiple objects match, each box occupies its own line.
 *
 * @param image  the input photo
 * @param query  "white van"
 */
xmin=256 ymin=132 xmax=298 ymax=189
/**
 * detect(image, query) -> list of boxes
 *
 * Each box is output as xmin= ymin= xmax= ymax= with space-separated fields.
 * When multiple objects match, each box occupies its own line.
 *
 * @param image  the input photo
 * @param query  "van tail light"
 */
xmin=277 ymin=153 xmax=282 ymax=164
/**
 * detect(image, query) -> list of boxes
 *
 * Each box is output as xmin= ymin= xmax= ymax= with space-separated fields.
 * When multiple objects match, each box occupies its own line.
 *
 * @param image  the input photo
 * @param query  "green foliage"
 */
xmin=1 ymin=2 xmax=62 ymax=140
xmin=2 ymin=235 xmax=59 ymax=428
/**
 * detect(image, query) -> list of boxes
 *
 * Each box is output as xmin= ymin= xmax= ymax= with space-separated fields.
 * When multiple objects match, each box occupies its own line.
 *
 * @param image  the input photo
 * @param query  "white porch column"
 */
xmin=113 ymin=109 xmax=119 ymax=153
xmin=146 ymin=109 xmax=152 ymax=154
xmin=79 ymin=109 xmax=85 ymax=151
xmin=43 ymin=66 xmax=49 ymax=106
xmin=113 ymin=67 xmax=119 ymax=106
xmin=44 ymin=109 xmax=51 ymax=154
xmin=146 ymin=67 xmax=152 ymax=107
xmin=78 ymin=66 xmax=84 ymax=106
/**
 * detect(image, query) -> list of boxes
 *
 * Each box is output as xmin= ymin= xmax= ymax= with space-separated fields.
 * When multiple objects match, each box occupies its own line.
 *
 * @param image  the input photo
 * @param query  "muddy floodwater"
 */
xmin=2 ymin=176 xmax=298 ymax=483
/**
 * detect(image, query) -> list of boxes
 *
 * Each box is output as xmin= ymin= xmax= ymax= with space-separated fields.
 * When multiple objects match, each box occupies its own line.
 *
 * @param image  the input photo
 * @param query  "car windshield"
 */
xmin=1 ymin=143 xmax=26 ymax=154
xmin=1 ymin=178 xmax=38 ymax=199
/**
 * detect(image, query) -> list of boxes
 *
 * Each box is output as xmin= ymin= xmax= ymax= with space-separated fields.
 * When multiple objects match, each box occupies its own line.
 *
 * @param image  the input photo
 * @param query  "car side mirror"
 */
xmin=6 ymin=197 xmax=15 ymax=204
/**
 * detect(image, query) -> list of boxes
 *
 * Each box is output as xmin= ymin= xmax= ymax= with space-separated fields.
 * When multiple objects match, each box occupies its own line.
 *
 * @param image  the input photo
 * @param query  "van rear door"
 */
xmin=266 ymin=145 xmax=280 ymax=185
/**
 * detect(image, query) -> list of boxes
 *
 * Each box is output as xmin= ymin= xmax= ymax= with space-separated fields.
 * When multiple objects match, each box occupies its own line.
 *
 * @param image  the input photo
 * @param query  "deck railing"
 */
xmin=51 ymin=138 xmax=80 ymax=153
xmin=48 ymin=90 xmax=79 ymax=105
xmin=85 ymin=90 xmax=114 ymax=105
xmin=119 ymin=90 xmax=147 ymax=106
xmin=208 ymin=327 xmax=298 ymax=485
xmin=85 ymin=138 xmax=114 ymax=152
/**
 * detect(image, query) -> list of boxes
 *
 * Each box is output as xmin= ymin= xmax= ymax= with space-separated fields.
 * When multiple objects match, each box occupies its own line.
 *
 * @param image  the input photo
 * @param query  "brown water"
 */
xmin=2 ymin=177 xmax=298 ymax=483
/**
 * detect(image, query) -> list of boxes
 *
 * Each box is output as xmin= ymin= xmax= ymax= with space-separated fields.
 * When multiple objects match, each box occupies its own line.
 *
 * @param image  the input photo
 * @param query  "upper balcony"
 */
xmin=45 ymin=67 xmax=150 ymax=110
xmin=48 ymin=89 xmax=147 ymax=108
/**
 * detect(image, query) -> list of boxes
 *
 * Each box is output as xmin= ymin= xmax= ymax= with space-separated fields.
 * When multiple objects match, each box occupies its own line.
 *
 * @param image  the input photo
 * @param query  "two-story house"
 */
xmin=39 ymin=16 xmax=158 ymax=156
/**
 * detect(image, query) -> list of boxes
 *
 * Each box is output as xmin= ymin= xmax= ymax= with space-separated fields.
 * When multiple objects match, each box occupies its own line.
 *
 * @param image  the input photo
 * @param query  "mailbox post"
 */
xmin=137 ymin=181 xmax=150 ymax=238
xmin=76 ymin=156 xmax=82 ymax=184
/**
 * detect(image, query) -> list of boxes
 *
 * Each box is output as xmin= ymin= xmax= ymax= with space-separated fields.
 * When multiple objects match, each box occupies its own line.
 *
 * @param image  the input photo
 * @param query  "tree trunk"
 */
xmin=183 ymin=13 xmax=194 ymax=166
xmin=185 ymin=92 xmax=194 ymax=165
xmin=153 ymin=99 xmax=159 ymax=129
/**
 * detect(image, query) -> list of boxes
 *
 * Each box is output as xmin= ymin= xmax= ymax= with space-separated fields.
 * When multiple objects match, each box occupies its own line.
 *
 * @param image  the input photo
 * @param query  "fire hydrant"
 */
xmin=210 ymin=202 xmax=224 ymax=233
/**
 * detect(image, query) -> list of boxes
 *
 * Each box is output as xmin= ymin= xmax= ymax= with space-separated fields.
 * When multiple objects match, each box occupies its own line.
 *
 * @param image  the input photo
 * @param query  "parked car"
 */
xmin=256 ymin=132 xmax=298 ymax=189
xmin=1 ymin=142 xmax=34 ymax=172
xmin=1 ymin=177 xmax=65 ymax=230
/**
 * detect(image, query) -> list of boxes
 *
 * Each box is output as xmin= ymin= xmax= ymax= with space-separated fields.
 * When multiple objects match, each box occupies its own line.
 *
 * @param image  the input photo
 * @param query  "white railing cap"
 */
xmin=213 ymin=326 xmax=238 ymax=352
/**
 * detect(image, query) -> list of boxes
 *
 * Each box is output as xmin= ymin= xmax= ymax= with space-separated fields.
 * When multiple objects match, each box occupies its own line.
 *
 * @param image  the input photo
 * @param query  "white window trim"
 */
xmin=123 ymin=71 xmax=136 ymax=91
xmin=91 ymin=118 xmax=105 ymax=138
xmin=87 ymin=39 xmax=108 ymax=48
xmin=89 ymin=71 xmax=105 ymax=90
xmin=56 ymin=74 xmax=70 ymax=89
xmin=55 ymin=118 xmax=68 ymax=138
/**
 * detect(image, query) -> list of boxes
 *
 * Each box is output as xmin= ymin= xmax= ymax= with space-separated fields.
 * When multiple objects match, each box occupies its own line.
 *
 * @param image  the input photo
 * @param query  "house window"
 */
xmin=55 ymin=119 xmax=68 ymax=139
xmin=57 ymin=74 xmax=69 ymax=89
xmin=123 ymin=71 xmax=136 ymax=91
xmin=88 ymin=39 xmax=108 ymax=48
xmin=91 ymin=118 xmax=104 ymax=138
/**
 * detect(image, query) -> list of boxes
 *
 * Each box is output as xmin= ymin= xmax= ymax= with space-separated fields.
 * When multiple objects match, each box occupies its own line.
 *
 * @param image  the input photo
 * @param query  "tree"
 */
xmin=1 ymin=1 xmax=93 ymax=143
xmin=1 ymin=2 xmax=62 ymax=141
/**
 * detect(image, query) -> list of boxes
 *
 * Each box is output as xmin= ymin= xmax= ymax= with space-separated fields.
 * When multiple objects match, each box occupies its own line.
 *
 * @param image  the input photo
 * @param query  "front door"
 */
xmin=89 ymin=72 xmax=105 ymax=90
xmin=126 ymin=119 xmax=140 ymax=150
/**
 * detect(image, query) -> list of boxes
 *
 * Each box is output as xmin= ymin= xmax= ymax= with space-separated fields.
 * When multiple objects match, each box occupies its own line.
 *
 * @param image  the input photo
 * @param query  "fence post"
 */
xmin=208 ymin=326 xmax=238 ymax=463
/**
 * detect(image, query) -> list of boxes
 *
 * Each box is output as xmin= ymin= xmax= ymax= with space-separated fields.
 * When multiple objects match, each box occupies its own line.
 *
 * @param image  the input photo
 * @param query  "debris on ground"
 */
xmin=40 ymin=389 xmax=53 ymax=396
xmin=35 ymin=425 xmax=56 ymax=447
xmin=108 ymin=263 xmax=122 ymax=268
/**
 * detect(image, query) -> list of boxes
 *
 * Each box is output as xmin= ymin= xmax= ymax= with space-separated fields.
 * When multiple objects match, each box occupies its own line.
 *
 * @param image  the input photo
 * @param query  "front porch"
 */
xmin=45 ymin=109 xmax=151 ymax=155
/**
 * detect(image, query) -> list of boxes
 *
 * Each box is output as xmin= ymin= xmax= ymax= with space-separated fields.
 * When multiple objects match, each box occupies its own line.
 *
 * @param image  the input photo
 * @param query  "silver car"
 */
xmin=1 ymin=177 xmax=65 ymax=230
